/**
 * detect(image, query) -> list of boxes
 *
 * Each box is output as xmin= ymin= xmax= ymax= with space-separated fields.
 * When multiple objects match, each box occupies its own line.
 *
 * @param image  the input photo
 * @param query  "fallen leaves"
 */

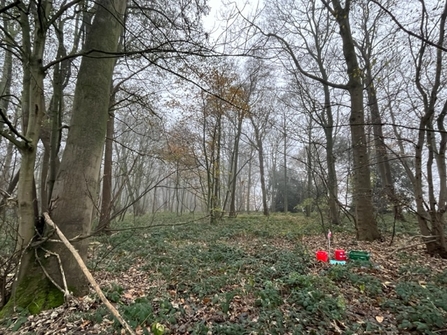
xmin=1 ymin=222 xmax=446 ymax=334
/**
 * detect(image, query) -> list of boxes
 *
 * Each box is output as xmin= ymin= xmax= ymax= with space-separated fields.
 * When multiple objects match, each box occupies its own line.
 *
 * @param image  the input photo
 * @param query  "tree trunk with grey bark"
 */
xmin=2 ymin=0 xmax=126 ymax=316
xmin=325 ymin=0 xmax=380 ymax=240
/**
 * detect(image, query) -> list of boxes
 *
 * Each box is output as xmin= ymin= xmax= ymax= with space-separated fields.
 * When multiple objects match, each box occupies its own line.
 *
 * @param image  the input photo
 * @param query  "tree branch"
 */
xmin=0 ymin=108 xmax=30 ymax=150
xmin=369 ymin=0 xmax=447 ymax=53
xmin=0 ymin=0 xmax=20 ymax=15
xmin=0 ymin=128 xmax=25 ymax=149
xmin=43 ymin=213 xmax=136 ymax=335
xmin=265 ymin=32 xmax=348 ymax=90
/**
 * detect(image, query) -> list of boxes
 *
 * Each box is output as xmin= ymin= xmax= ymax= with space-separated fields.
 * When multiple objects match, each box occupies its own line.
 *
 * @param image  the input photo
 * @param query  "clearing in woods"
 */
xmin=1 ymin=213 xmax=446 ymax=334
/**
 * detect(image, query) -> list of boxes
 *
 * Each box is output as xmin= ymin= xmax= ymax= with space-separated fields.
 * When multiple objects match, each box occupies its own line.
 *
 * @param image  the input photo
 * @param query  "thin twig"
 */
xmin=34 ymin=249 xmax=64 ymax=295
xmin=39 ymin=247 xmax=71 ymax=300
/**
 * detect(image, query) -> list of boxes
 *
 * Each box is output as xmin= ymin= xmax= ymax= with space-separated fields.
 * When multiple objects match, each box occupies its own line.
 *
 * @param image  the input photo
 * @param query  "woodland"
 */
xmin=0 ymin=0 xmax=447 ymax=334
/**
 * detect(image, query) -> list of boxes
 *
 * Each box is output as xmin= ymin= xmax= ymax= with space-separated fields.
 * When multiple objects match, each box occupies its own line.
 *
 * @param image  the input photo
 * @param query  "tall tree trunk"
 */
xmin=283 ymin=121 xmax=288 ymax=213
xmin=312 ymin=13 xmax=340 ymax=223
xmin=432 ymin=105 xmax=447 ymax=255
xmin=0 ymin=7 xmax=13 ymax=151
xmin=210 ymin=113 xmax=222 ymax=222
xmin=251 ymin=122 xmax=269 ymax=216
xmin=47 ymin=22 xmax=69 ymax=204
xmin=6 ymin=0 xmax=127 ymax=315
xmin=0 ymin=138 xmax=16 ymax=199
xmin=16 ymin=0 xmax=49 ymax=255
xmin=97 ymin=109 xmax=115 ymax=233
xmin=229 ymin=113 xmax=243 ymax=218
xmin=270 ymin=150 xmax=277 ymax=213
xmin=39 ymin=128 xmax=51 ymax=213
xmin=360 ymin=16 xmax=404 ymax=221
xmin=349 ymin=86 xmax=380 ymax=240
xmin=327 ymin=0 xmax=380 ymax=240
xmin=44 ymin=0 xmax=126 ymax=293
xmin=366 ymin=76 xmax=404 ymax=220
xmin=322 ymin=86 xmax=339 ymax=225
xmin=414 ymin=116 xmax=438 ymax=252
xmin=2 ymin=1 xmax=51 ymax=316
xmin=246 ymin=153 xmax=252 ymax=212
xmin=306 ymin=145 xmax=312 ymax=217
xmin=201 ymin=105 xmax=213 ymax=220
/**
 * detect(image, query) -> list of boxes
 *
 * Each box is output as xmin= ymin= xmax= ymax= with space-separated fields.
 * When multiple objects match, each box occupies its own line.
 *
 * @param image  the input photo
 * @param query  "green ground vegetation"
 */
xmin=1 ymin=213 xmax=446 ymax=334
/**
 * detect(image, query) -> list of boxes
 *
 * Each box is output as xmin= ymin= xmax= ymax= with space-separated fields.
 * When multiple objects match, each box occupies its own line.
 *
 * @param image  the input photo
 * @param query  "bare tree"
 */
xmin=411 ymin=0 xmax=447 ymax=257
xmin=321 ymin=0 xmax=380 ymax=240
xmin=244 ymin=0 xmax=379 ymax=238
xmin=355 ymin=1 xmax=405 ymax=221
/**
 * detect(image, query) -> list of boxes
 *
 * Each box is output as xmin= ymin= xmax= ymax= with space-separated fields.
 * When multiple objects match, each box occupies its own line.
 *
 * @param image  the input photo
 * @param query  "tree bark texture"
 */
xmin=329 ymin=0 xmax=380 ymax=240
xmin=16 ymin=0 xmax=49 ymax=254
xmin=98 ymin=109 xmax=115 ymax=233
xmin=228 ymin=112 xmax=244 ymax=218
xmin=251 ymin=120 xmax=269 ymax=217
xmin=0 ymin=31 xmax=14 ymax=191
xmin=10 ymin=0 xmax=127 ymax=315
xmin=45 ymin=0 xmax=126 ymax=295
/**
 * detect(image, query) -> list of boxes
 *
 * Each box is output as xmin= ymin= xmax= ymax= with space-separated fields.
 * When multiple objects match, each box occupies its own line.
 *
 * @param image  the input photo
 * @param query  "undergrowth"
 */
xmin=3 ymin=212 xmax=445 ymax=334
xmin=81 ymin=213 xmax=447 ymax=334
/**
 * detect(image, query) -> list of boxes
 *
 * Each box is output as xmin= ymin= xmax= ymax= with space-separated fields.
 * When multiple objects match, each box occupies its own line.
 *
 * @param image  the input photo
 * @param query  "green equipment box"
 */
xmin=348 ymin=250 xmax=370 ymax=261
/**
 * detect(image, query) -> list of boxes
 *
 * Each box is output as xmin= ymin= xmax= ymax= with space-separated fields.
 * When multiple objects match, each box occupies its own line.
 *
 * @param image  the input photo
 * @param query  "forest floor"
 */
xmin=1 ymin=213 xmax=447 ymax=335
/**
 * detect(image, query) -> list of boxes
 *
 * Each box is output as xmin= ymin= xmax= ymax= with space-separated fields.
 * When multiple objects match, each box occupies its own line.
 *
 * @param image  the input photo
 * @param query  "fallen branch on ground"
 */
xmin=408 ymin=234 xmax=438 ymax=242
xmin=391 ymin=239 xmax=438 ymax=254
xmin=43 ymin=212 xmax=136 ymax=335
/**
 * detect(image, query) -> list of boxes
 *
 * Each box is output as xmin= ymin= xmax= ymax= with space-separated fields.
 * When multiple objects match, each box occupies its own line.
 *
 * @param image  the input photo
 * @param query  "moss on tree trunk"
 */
xmin=0 ymin=261 xmax=64 ymax=317
xmin=8 ymin=0 xmax=127 ymax=313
